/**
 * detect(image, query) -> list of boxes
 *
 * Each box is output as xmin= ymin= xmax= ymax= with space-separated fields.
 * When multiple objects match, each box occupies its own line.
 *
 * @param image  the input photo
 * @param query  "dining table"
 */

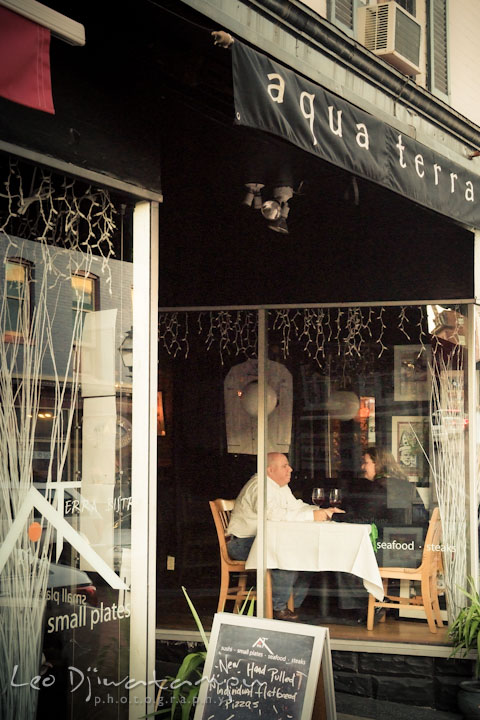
xmin=244 ymin=520 xmax=384 ymax=601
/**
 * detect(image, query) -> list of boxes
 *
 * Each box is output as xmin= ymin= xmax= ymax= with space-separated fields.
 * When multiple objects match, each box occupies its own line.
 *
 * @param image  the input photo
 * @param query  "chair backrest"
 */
xmin=209 ymin=499 xmax=235 ymax=563
xmin=420 ymin=507 xmax=442 ymax=577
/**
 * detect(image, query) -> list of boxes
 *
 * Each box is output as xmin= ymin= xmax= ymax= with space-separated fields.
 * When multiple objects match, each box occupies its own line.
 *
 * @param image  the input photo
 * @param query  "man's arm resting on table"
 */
xmin=314 ymin=507 xmax=346 ymax=521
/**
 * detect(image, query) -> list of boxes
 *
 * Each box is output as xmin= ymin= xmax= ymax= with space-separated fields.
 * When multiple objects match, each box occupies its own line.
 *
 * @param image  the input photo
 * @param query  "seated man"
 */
xmin=227 ymin=452 xmax=344 ymax=621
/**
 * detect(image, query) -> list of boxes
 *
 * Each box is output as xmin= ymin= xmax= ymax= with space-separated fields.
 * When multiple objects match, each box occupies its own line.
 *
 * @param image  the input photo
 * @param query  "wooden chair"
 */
xmin=367 ymin=507 xmax=444 ymax=633
xmin=209 ymin=499 xmax=256 ymax=613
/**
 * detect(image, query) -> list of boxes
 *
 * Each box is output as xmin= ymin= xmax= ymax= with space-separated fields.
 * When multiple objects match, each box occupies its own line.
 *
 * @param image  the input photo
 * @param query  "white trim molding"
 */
xmin=0 ymin=0 xmax=85 ymax=45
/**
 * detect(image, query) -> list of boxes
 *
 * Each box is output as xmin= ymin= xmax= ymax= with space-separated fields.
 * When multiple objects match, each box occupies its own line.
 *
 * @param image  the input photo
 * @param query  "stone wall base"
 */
xmin=333 ymin=650 xmax=473 ymax=715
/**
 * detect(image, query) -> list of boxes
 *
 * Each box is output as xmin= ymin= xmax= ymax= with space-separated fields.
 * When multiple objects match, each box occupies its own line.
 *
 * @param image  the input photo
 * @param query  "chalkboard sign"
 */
xmin=194 ymin=613 xmax=335 ymax=720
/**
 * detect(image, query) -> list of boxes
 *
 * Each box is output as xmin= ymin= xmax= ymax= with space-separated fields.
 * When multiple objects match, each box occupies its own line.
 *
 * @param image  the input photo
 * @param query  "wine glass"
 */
xmin=329 ymin=488 xmax=343 ymax=508
xmin=311 ymin=487 xmax=326 ymax=507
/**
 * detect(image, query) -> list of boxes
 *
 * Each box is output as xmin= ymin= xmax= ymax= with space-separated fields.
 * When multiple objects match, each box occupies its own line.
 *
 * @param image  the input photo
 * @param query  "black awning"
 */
xmin=232 ymin=41 xmax=480 ymax=228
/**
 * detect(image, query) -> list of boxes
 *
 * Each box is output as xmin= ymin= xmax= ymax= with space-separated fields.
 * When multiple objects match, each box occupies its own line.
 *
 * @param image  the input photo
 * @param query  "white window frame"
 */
xmin=129 ymin=200 xmax=159 ymax=717
xmin=0 ymin=138 xmax=161 ymax=720
xmin=330 ymin=0 xmax=366 ymax=38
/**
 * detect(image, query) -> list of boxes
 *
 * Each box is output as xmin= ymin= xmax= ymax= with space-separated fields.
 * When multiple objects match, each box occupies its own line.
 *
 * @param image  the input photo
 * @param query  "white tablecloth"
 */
xmin=245 ymin=521 xmax=384 ymax=600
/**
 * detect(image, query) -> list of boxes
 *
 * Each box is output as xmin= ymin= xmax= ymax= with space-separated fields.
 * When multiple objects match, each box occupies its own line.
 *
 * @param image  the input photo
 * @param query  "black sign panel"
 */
xmin=232 ymin=41 xmax=480 ymax=228
xmin=194 ymin=613 xmax=333 ymax=720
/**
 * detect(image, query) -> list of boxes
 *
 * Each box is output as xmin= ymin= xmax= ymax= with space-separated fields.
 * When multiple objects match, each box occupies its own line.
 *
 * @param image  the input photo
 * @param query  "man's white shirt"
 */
xmin=227 ymin=473 xmax=315 ymax=538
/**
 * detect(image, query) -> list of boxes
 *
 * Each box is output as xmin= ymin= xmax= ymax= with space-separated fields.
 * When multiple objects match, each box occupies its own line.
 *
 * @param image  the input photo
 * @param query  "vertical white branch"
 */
xmin=430 ymin=347 xmax=467 ymax=621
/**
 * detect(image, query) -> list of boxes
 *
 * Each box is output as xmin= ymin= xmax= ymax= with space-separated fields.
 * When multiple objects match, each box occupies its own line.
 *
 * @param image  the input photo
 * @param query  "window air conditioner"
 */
xmin=357 ymin=2 xmax=422 ymax=76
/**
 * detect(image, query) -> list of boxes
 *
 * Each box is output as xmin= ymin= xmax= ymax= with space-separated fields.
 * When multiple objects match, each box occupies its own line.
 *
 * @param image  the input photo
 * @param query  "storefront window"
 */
xmin=156 ymin=311 xmax=258 ymax=630
xmin=0 ymin=157 xmax=136 ymax=719
xmin=157 ymin=303 xmax=473 ymax=642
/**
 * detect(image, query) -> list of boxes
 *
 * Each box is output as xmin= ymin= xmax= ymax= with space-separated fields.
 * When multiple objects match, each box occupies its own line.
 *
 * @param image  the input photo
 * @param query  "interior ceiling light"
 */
xmin=242 ymin=183 xmax=264 ymax=209
xmin=326 ymin=390 xmax=360 ymax=421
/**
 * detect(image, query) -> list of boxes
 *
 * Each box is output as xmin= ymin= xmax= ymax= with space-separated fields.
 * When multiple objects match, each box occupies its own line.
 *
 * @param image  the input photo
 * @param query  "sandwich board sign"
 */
xmin=193 ymin=612 xmax=336 ymax=719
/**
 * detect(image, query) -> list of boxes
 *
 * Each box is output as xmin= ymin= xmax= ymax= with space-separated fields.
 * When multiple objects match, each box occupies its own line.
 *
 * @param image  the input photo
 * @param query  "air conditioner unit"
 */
xmin=358 ymin=2 xmax=422 ymax=76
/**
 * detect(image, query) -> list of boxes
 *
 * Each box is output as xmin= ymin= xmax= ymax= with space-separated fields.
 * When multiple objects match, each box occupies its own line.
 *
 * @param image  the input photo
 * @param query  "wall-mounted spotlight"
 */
xmin=262 ymin=185 xmax=293 ymax=234
xmin=242 ymin=182 xmax=265 ymax=209
xmin=268 ymin=205 xmax=290 ymax=234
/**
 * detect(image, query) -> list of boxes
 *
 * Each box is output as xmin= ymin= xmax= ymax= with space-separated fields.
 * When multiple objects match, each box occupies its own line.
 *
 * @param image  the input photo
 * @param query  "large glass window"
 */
xmin=0 ymin=157 xmax=137 ymax=720
xmin=157 ymin=303 xmax=473 ymax=646
xmin=156 ymin=311 xmax=258 ymax=629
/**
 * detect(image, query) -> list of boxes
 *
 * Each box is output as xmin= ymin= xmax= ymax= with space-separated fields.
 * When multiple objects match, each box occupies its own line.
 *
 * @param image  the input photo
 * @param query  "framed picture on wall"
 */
xmin=393 ymin=345 xmax=429 ymax=401
xmin=392 ymin=415 xmax=429 ymax=481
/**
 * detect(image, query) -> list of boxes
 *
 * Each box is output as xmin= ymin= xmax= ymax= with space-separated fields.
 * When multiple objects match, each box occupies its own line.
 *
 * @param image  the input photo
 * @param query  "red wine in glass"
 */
xmin=311 ymin=487 xmax=326 ymax=507
xmin=329 ymin=488 xmax=343 ymax=507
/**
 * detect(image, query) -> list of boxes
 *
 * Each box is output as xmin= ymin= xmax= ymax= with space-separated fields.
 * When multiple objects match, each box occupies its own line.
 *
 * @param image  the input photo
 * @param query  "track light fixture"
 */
xmin=241 ymin=182 xmax=295 ymax=234
xmin=268 ymin=203 xmax=290 ymax=234
xmin=260 ymin=199 xmax=281 ymax=220
xmin=242 ymin=182 xmax=265 ymax=209
xmin=262 ymin=185 xmax=293 ymax=234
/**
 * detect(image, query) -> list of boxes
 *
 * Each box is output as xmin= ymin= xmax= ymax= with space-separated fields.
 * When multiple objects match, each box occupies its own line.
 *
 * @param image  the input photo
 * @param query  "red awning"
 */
xmin=0 ymin=5 xmax=54 ymax=114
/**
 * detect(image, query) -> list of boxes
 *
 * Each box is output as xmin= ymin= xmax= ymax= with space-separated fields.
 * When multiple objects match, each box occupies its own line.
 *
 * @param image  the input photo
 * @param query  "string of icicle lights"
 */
xmin=158 ymin=306 xmax=429 ymax=366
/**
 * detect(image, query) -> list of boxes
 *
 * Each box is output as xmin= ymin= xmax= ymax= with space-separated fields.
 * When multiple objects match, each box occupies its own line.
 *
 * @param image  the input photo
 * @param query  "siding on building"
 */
xmin=0 ymin=236 xmax=133 ymax=383
xmin=449 ymin=0 xmax=480 ymax=125
xmin=298 ymin=0 xmax=480 ymax=129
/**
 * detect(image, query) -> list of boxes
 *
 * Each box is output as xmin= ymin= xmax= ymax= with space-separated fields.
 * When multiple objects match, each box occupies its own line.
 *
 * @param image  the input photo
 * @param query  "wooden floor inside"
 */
xmin=156 ymin=590 xmax=451 ymax=648
xmin=317 ymin=616 xmax=450 ymax=646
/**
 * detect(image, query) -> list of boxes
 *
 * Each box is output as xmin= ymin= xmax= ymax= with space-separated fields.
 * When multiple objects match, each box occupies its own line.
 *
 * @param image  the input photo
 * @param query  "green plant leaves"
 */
xmin=170 ymin=651 xmax=207 ymax=719
xmin=142 ymin=585 xmax=257 ymax=718
xmin=181 ymin=586 xmax=209 ymax=650
xmin=448 ymin=576 xmax=480 ymax=678
xmin=238 ymin=587 xmax=255 ymax=615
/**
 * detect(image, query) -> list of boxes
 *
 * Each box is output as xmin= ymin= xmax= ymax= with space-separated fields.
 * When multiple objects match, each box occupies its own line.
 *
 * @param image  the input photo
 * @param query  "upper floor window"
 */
xmin=395 ymin=0 xmax=416 ymax=15
xmin=71 ymin=272 xmax=98 ymax=334
xmin=329 ymin=0 xmax=374 ymax=37
xmin=5 ymin=258 xmax=32 ymax=338
xmin=428 ymin=0 xmax=449 ymax=100
xmin=328 ymin=0 xmax=355 ymax=35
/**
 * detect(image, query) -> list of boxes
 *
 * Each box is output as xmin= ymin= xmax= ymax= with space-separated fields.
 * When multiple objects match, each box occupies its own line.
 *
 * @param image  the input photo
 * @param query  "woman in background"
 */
xmin=336 ymin=445 xmax=415 ymax=623
xmin=358 ymin=445 xmax=414 ymax=534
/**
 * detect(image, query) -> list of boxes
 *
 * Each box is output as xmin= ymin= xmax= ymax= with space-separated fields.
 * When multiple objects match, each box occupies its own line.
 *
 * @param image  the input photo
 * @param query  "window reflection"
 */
xmin=71 ymin=272 xmax=97 ymax=332
xmin=5 ymin=258 xmax=32 ymax=337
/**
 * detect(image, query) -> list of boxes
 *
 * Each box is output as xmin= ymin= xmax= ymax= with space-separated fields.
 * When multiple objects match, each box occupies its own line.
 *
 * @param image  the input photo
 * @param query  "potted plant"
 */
xmin=449 ymin=577 xmax=480 ymax=719
xmin=143 ymin=586 xmax=254 ymax=719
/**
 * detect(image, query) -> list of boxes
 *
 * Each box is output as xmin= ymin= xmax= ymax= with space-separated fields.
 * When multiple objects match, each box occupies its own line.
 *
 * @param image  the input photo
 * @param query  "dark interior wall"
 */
xmin=0 ymin=0 xmax=474 ymax=305
xmin=156 ymin=304 xmax=438 ymax=588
